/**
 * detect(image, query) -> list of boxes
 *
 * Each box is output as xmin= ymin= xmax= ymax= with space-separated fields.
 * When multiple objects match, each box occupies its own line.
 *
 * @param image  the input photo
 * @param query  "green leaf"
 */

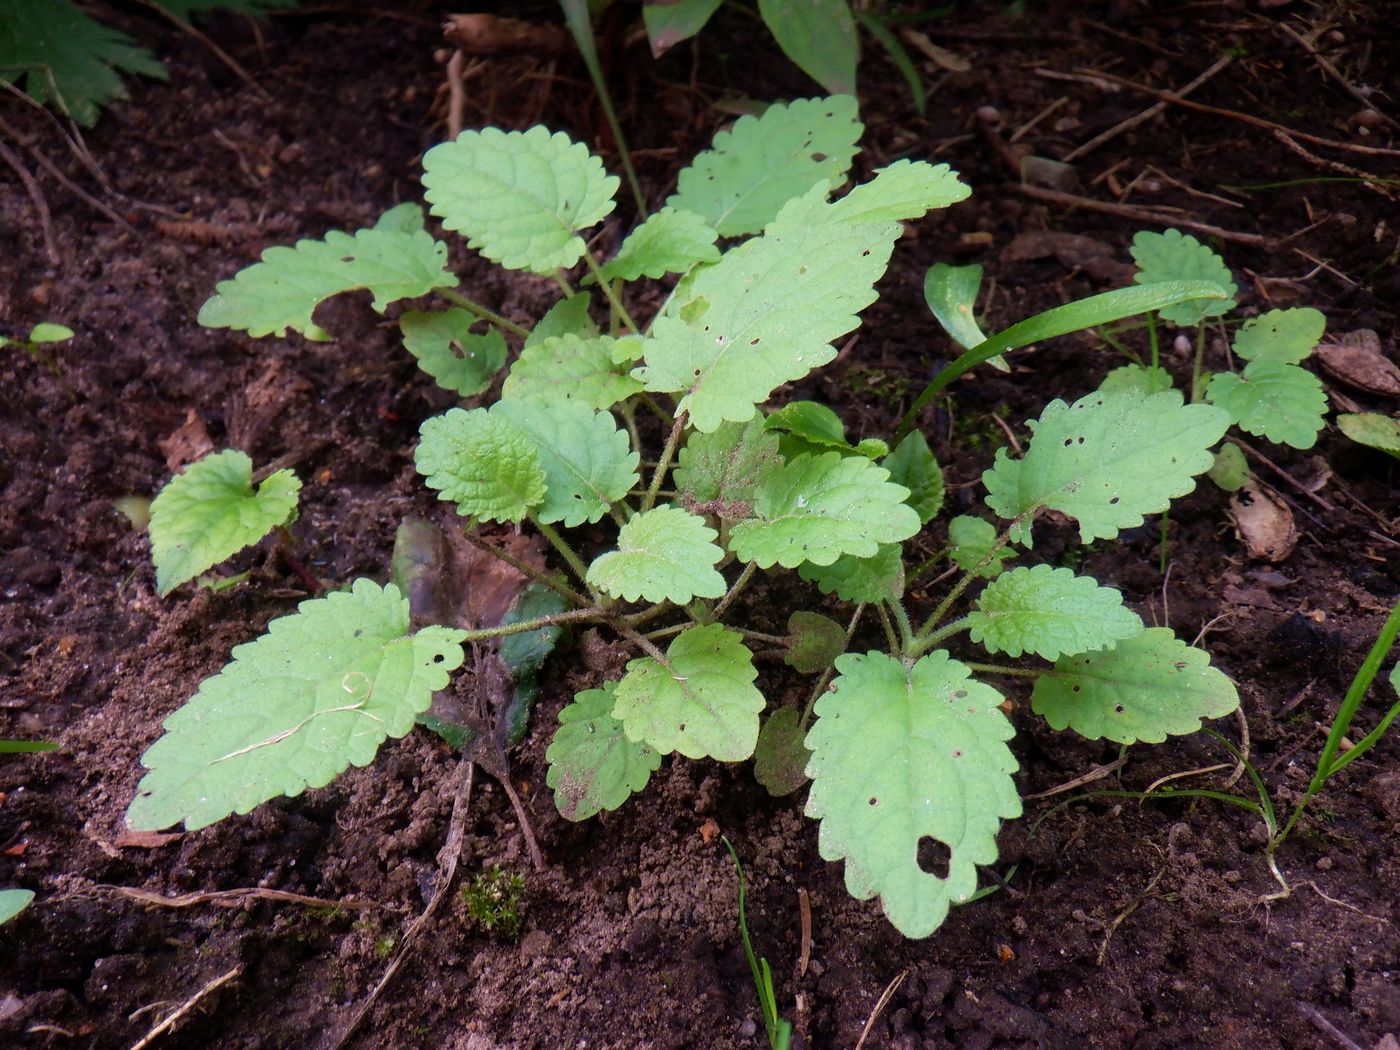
xmin=613 ymin=625 xmax=764 ymax=761
xmin=422 ymin=126 xmax=619 ymax=274
xmin=149 ymin=450 xmax=300 ymax=596
xmin=1232 ymin=307 xmax=1325 ymax=365
xmin=415 ymin=408 xmax=547 ymax=524
xmin=823 ymin=160 xmax=970 ymax=225
xmin=494 ymin=400 xmax=639 ymax=526
xmin=644 ymin=0 xmax=723 ymax=56
xmin=1206 ymin=362 xmax=1328 ymax=449
xmin=1130 ymin=228 xmax=1237 ymax=327
xmin=730 ymin=452 xmax=920 ymax=569
xmin=1099 ymin=364 xmax=1173 ymax=396
xmin=127 ymin=580 xmax=467 ymax=830
xmin=586 ymin=507 xmax=726 ymax=604
xmin=1208 ymin=443 xmax=1250 ymax=492
xmin=503 ymin=334 xmax=643 ymax=410
xmin=198 ymin=223 xmax=453 ymax=340
xmin=805 ymin=651 xmax=1021 ymax=938
xmin=639 ymin=187 xmax=902 ymax=432
xmin=884 ymin=431 xmax=944 ymax=523
xmin=674 ymin=416 xmax=784 ymax=518
xmin=598 ymin=208 xmax=720 ymax=283
xmin=0 ymin=0 xmax=168 ymax=127
xmin=1337 ymin=413 xmax=1400 ymax=459
xmin=855 ymin=9 xmax=925 ymax=115
xmin=400 ymin=310 xmax=507 ymax=397
xmin=983 ymin=389 xmax=1230 ymax=546
xmin=924 ymin=262 xmax=988 ymax=351
xmin=667 ymin=95 xmax=862 ymax=237
xmin=968 ymin=565 xmax=1142 ymax=661
xmin=766 ymin=401 xmax=847 ymax=448
xmin=1032 ymin=627 xmax=1239 ymax=744
xmin=546 ymin=685 xmax=660 ymax=820
xmin=527 ymin=293 xmax=597 ymax=346
xmin=753 ymin=708 xmax=812 ymax=797
xmin=27 ymin=323 xmax=74 ymax=344
xmin=499 ymin=583 xmax=569 ymax=744
xmin=948 ymin=516 xmax=1012 ymax=578
xmin=785 ymin=611 xmax=847 ymax=673
xmin=799 ymin=544 xmax=905 ymax=603
xmin=0 ymin=888 xmax=34 ymax=924
xmin=758 ymin=0 xmax=858 ymax=95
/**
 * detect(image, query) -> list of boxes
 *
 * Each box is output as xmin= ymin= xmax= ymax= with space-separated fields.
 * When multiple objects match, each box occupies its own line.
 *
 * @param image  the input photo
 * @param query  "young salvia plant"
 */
xmin=129 ymin=96 xmax=1241 ymax=939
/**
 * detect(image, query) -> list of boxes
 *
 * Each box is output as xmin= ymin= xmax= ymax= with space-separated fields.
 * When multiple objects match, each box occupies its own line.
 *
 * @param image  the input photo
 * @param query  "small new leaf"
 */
xmin=799 ymin=544 xmax=905 ymax=603
xmin=415 ymin=408 xmax=546 ymax=524
xmin=1206 ymin=362 xmax=1327 ymax=450
xmin=983 ymin=389 xmax=1229 ymax=545
xmin=785 ymin=611 xmax=847 ymax=673
xmin=149 ymin=450 xmax=300 ymax=595
xmin=198 ymin=222 xmax=452 ymax=340
xmin=924 ymin=262 xmax=988 ymax=351
xmin=729 ymin=452 xmax=920 ymax=569
xmin=503 ymin=334 xmax=643 ymax=410
xmin=1032 ymin=627 xmax=1239 ymax=744
xmin=753 ymin=707 xmax=812 ymax=797
xmin=948 ymin=516 xmax=1012 ymax=578
xmin=587 ymin=507 xmax=725 ymax=605
xmin=127 ymin=580 xmax=466 ymax=830
xmin=422 ymin=126 xmax=618 ymax=273
xmin=1099 ymin=364 xmax=1173 ymax=396
xmin=546 ymin=685 xmax=660 ymax=820
xmin=400 ymin=310 xmax=507 ymax=397
xmin=967 ymin=565 xmax=1143 ymax=661
xmin=1130 ymin=228 xmax=1236 ymax=327
xmin=1232 ymin=308 xmax=1325 ymax=365
xmin=598 ymin=208 xmax=720 ymax=282
xmin=613 ymin=625 xmax=764 ymax=761
xmin=884 ymin=431 xmax=944 ymax=523
xmin=805 ymin=651 xmax=1021 ymax=938
xmin=667 ymin=95 xmax=862 ymax=237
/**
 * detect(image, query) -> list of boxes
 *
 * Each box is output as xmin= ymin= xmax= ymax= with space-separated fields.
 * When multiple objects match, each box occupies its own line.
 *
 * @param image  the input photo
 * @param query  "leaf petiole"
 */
xmin=437 ymin=288 xmax=529 ymax=339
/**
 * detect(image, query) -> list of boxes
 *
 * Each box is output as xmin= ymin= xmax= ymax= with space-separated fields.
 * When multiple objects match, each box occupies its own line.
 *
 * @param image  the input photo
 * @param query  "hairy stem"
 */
xmin=526 ymin=515 xmax=593 ymax=591
xmin=552 ymin=270 xmax=575 ymax=298
xmin=1190 ymin=322 xmax=1207 ymax=402
xmin=642 ymin=410 xmax=687 ymax=513
xmin=921 ymin=615 xmax=972 ymax=650
xmin=964 ymin=662 xmax=1040 ymax=678
xmin=438 ymin=288 xmax=529 ymax=339
xmin=886 ymin=598 xmax=916 ymax=655
xmin=913 ymin=515 xmax=1027 ymax=647
xmin=455 ymin=607 xmax=603 ymax=643
xmin=457 ymin=528 xmax=592 ymax=608
xmin=1147 ymin=311 xmax=1160 ymax=372
xmin=583 ymin=252 xmax=640 ymax=334
xmin=876 ymin=603 xmax=900 ymax=654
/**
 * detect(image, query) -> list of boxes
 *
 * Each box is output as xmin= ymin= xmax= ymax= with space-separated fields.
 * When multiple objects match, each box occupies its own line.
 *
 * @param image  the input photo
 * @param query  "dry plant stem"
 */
xmin=1012 ymin=184 xmax=1272 ymax=248
xmin=853 ymin=970 xmax=908 ymax=1050
xmin=1225 ymin=436 xmax=1336 ymax=512
xmin=492 ymin=767 xmax=545 ymax=873
xmin=0 ymin=79 xmax=112 ymax=192
xmin=437 ymin=288 xmax=530 ymax=338
xmin=1274 ymin=20 xmax=1400 ymax=132
xmin=99 ymin=885 xmax=381 ymax=911
xmin=642 ymin=411 xmax=688 ymax=512
xmin=1063 ymin=55 xmax=1233 ymax=162
xmin=0 ymin=114 xmax=132 ymax=231
xmin=1273 ymin=129 xmax=1397 ymax=197
xmin=456 ymin=528 xmax=591 ymax=608
xmin=333 ymin=763 xmax=475 ymax=1050
xmin=1096 ymin=866 xmax=1164 ymax=966
xmin=0 ymin=135 xmax=59 ymax=266
xmin=129 ymin=965 xmax=243 ymax=1050
xmin=445 ymin=50 xmax=467 ymax=139
xmin=131 ymin=0 xmax=272 ymax=101
xmin=1079 ymin=65 xmax=1400 ymax=158
xmin=1295 ymin=1002 xmax=1368 ymax=1050
xmin=1022 ymin=751 xmax=1129 ymax=801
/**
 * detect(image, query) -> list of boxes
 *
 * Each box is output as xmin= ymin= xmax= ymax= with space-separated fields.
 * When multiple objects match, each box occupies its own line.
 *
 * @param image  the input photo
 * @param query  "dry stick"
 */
xmin=0 ymin=135 xmax=59 ymax=266
xmin=1079 ymin=66 xmax=1400 ymax=158
xmin=1021 ymin=753 xmax=1129 ymax=802
xmin=1273 ymin=128 xmax=1398 ymax=197
xmin=333 ymin=763 xmax=476 ymax=1050
xmin=0 ymin=79 xmax=113 ymax=194
xmin=1275 ymin=20 xmax=1400 ymax=132
xmin=103 ymin=885 xmax=382 ymax=911
xmin=796 ymin=888 xmax=812 ymax=979
xmin=128 ymin=965 xmax=243 ymax=1050
xmin=852 ymin=970 xmax=908 ymax=1050
xmin=0 ymin=114 xmax=134 ymax=231
xmin=1225 ymin=436 xmax=1336 ymax=512
xmin=1011 ymin=183 xmax=1272 ymax=248
xmin=1295 ymin=1002 xmax=1367 ymax=1050
xmin=445 ymin=50 xmax=467 ymax=140
xmin=1063 ymin=55 xmax=1233 ymax=162
xmin=1096 ymin=867 xmax=1165 ymax=966
xmin=131 ymin=0 xmax=272 ymax=102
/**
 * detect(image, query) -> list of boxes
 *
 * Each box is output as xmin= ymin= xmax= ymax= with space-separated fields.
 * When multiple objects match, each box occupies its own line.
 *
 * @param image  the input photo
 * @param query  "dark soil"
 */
xmin=1 ymin=2 xmax=1397 ymax=1048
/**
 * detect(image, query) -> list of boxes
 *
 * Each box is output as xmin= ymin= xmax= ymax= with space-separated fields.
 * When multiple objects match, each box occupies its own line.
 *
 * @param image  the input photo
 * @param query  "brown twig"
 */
xmin=1011 ymin=183 xmax=1272 ymax=247
xmin=129 ymin=965 xmax=243 ymax=1050
xmin=1078 ymin=66 xmax=1400 ymax=157
xmin=1273 ymin=129 xmax=1397 ymax=197
xmin=853 ymin=970 xmax=908 ymax=1050
xmin=1274 ymin=21 xmax=1399 ymax=131
xmin=98 ymin=885 xmax=382 ymax=911
xmin=0 ymin=134 xmax=60 ymax=266
xmin=131 ymin=0 xmax=273 ymax=102
xmin=0 ymin=113 xmax=133 ymax=231
xmin=1225 ymin=436 xmax=1336 ymax=513
xmin=1063 ymin=55 xmax=1233 ymax=162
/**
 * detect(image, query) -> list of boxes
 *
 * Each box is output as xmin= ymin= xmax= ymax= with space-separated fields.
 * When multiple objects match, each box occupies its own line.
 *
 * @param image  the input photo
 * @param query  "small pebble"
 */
xmin=738 ymin=1018 xmax=756 ymax=1039
xmin=1315 ymin=856 xmax=1334 ymax=871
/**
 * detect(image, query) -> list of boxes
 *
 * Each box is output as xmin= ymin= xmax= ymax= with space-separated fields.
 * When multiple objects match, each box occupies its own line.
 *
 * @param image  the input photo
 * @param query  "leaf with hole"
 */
xmin=504 ymin=334 xmax=643 ymax=410
xmin=1032 ymin=628 xmax=1239 ymax=744
xmin=1130 ymin=228 xmax=1236 ymax=327
xmin=968 ymin=565 xmax=1142 ymax=661
xmin=546 ymin=684 xmax=660 ymax=820
xmin=149 ymin=450 xmax=300 ymax=596
xmin=400 ymin=310 xmax=507 ymax=397
xmin=127 ymin=580 xmax=466 ymax=830
xmin=1232 ymin=308 xmax=1325 ymax=365
xmin=805 ymin=651 xmax=1020 ymax=938
xmin=422 ymin=126 xmax=618 ymax=273
xmin=1206 ymin=362 xmax=1328 ymax=449
xmin=587 ymin=506 xmax=725 ymax=605
xmin=667 ymin=95 xmax=862 ymax=237
xmin=729 ymin=452 xmax=920 ymax=569
xmin=612 ymin=625 xmax=763 ymax=761
xmin=983 ymin=389 xmax=1229 ymax=546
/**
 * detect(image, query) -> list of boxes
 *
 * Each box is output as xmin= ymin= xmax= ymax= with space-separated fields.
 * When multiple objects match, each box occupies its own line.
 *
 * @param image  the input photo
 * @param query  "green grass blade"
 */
xmin=855 ymin=11 xmax=924 ymax=114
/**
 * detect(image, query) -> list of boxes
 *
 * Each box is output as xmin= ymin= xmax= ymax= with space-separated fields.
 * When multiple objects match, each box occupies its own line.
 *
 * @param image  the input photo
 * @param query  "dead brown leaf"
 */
xmin=114 ymin=829 xmax=183 ymax=849
xmin=228 ymin=359 xmax=311 ymax=452
xmin=156 ymin=409 xmax=214 ymax=471
xmin=1228 ymin=480 xmax=1297 ymax=562
xmin=1315 ymin=329 xmax=1400 ymax=397
xmin=1002 ymin=230 xmax=1134 ymax=282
